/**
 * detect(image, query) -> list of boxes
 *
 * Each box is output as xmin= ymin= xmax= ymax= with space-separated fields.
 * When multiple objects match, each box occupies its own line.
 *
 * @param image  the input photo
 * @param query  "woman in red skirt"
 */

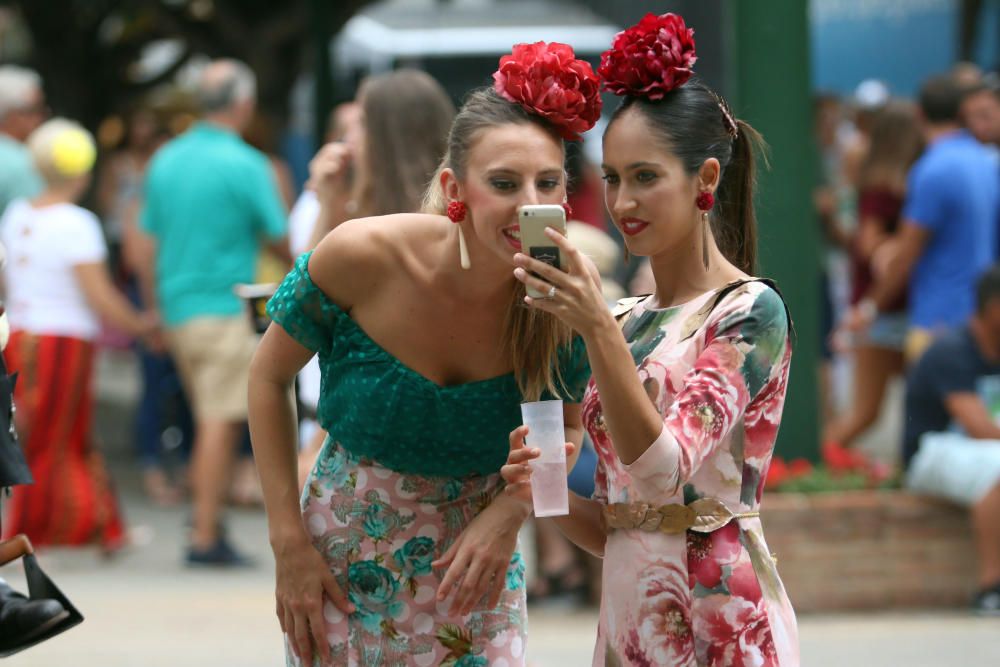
xmin=0 ymin=118 xmax=158 ymax=550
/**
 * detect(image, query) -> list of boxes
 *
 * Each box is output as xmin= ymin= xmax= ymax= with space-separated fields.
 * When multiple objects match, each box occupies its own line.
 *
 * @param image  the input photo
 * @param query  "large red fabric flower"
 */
xmin=493 ymin=41 xmax=602 ymax=140
xmin=599 ymin=12 xmax=697 ymax=100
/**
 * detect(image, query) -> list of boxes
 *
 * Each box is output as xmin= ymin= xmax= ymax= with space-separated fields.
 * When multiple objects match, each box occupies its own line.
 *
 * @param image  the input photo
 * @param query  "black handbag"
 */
xmin=0 ymin=536 xmax=85 ymax=657
xmin=0 ymin=347 xmax=84 ymax=657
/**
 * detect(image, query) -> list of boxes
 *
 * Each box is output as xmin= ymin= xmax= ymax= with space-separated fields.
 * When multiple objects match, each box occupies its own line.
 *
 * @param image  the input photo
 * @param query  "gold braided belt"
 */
xmin=601 ymin=498 xmax=759 ymax=535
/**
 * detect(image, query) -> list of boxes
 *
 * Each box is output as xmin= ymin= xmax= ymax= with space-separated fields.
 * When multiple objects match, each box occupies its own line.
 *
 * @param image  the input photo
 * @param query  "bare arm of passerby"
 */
xmin=945 ymin=393 xmax=1000 ymax=440
xmin=265 ymin=236 xmax=293 ymax=266
xmin=129 ymin=224 xmax=160 ymax=314
xmin=73 ymin=262 xmax=160 ymax=346
xmin=842 ymin=222 xmax=929 ymax=333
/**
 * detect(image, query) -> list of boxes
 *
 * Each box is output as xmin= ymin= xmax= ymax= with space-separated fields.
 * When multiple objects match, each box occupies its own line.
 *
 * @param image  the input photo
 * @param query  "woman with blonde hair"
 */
xmin=1 ymin=118 xmax=159 ymax=550
xmin=249 ymin=44 xmax=601 ymax=665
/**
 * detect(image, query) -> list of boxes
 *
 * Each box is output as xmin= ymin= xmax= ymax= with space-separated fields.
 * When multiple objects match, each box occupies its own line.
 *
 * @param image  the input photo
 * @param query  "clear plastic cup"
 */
xmin=520 ymin=400 xmax=569 ymax=517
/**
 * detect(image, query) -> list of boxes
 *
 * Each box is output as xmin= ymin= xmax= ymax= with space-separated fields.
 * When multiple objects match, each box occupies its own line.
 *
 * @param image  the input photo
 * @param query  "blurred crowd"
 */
xmin=0 ymin=52 xmax=999 ymax=614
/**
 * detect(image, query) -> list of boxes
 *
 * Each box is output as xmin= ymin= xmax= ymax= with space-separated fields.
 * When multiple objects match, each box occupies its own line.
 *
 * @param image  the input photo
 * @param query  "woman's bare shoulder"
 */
xmin=307 ymin=213 xmax=444 ymax=310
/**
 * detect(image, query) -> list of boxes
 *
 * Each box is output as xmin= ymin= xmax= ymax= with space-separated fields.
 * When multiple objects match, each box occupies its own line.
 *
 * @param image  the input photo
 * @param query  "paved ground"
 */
xmin=4 ymin=349 xmax=998 ymax=666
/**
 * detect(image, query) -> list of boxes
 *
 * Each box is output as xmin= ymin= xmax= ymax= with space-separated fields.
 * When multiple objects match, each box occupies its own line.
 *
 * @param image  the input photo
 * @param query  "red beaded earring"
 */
xmin=562 ymin=201 xmax=573 ymax=219
xmin=696 ymin=191 xmax=714 ymax=211
xmin=447 ymin=201 xmax=467 ymax=223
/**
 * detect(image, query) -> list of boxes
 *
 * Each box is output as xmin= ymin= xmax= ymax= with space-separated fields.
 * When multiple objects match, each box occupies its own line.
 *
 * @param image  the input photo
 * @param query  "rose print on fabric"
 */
xmin=588 ymin=283 xmax=798 ymax=666
xmin=635 ymin=562 xmax=695 ymax=665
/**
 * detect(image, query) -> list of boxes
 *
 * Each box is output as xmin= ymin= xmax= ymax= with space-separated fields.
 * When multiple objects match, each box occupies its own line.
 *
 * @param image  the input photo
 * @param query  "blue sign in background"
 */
xmin=811 ymin=0 xmax=956 ymax=97
xmin=811 ymin=0 xmax=999 ymax=97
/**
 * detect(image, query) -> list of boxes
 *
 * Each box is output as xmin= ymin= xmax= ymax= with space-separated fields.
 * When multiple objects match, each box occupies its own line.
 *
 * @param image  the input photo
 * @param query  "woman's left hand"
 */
xmin=432 ymin=495 xmax=529 ymax=616
xmin=513 ymin=227 xmax=611 ymax=337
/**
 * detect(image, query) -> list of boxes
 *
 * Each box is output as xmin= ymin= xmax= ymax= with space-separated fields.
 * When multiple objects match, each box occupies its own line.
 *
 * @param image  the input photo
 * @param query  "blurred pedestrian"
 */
xmin=825 ymin=101 xmax=923 ymax=465
xmin=844 ymin=73 xmax=1000 ymax=364
xmin=904 ymin=264 xmax=1000 ymax=614
xmin=96 ymin=105 xmax=189 ymax=506
xmin=249 ymin=42 xmax=599 ymax=666
xmin=503 ymin=13 xmax=798 ymax=664
xmin=961 ymin=76 xmax=1000 ymax=148
xmin=0 ymin=118 xmax=159 ymax=550
xmin=0 ymin=66 xmax=45 ymax=216
xmin=139 ymin=59 xmax=289 ymax=566
xmin=288 ymin=69 xmax=455 ymax=488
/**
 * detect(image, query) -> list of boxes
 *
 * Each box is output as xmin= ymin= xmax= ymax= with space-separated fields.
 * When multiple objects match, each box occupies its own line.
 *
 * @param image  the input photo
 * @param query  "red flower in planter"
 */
xmin=787 ymin=458 xmax=813 ymax=476
xmin=764 ymin=456 xmax=790 ymax=489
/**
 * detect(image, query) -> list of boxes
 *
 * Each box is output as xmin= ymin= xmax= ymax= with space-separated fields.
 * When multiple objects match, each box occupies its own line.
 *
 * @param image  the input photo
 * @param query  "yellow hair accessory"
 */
xmin=51 ymin=129 xmax=96 ymax=177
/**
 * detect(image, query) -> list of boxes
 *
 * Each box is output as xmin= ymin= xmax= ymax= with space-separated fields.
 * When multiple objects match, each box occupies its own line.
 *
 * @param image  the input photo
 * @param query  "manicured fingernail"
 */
xmin=514 ymin=268 xmax=526 ymax=279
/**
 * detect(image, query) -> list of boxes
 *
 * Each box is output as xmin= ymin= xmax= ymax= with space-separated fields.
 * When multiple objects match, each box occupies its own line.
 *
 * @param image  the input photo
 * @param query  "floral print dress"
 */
xmin=266 ymin=253 xmax=590 ymax=667
xmin=584 ymin=281 xmax=799 ymax=667
xmin=296 ymin=442 xmax=527 ymax=667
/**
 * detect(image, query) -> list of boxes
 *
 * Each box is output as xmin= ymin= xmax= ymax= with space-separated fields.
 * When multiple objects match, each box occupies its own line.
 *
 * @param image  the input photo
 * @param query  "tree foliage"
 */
xmin=1 ymin=0 xmax=375 ymax=131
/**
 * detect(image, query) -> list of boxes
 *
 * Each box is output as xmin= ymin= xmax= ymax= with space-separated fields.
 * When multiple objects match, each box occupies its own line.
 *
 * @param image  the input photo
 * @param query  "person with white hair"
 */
xmin=0 ymin=118 xmax=160 ymax=551
xmin=0 ymin=66 xmax=46 ymax=216
xmin=138 ymin=58 xmax=289 ymax=567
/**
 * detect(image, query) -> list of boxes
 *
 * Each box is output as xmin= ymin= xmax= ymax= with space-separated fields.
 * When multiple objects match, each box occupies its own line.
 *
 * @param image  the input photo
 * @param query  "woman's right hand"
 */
xmin=307 ymin=142 xmax=354 ymax=207
xmin=273 ymin=533 xmax=354 ymax=666
xmin=501 ymin=425 xmax=575 ymax=506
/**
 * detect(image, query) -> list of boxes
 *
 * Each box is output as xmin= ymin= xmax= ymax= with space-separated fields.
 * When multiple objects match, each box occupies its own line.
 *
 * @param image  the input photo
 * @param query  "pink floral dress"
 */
xmin=583 ymin=281 xmax=799 ymax=667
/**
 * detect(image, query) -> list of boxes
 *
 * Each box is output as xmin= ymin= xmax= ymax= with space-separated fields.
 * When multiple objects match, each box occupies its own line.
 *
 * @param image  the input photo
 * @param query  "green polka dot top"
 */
xmin=266 ymin=252 xmax=590 ymax=477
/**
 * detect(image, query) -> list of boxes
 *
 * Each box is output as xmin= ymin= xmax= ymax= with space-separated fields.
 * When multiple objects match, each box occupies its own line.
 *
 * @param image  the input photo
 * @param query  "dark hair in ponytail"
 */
xmin=608 ymin=78 xmax=768 ymax=274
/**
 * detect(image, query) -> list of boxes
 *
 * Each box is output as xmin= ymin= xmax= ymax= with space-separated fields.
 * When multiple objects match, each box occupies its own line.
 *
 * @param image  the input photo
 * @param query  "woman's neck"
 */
xmin=646 ymin=230 xmax=743 ymax=308
xmin=431 ymin=221 xmax=517 ymax=306
xmin=31 ymin=187 xmax=77 ymax=208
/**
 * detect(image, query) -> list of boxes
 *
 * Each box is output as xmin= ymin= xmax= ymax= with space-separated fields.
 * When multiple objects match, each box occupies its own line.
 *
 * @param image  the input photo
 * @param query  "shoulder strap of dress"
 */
xmin=708 ymin=277 xmax=794 ymax=334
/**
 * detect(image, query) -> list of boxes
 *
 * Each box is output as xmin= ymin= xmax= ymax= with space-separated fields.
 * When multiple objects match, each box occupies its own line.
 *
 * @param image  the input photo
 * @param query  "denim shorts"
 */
xmin=864 ymin=312 xmax=907 ymax=351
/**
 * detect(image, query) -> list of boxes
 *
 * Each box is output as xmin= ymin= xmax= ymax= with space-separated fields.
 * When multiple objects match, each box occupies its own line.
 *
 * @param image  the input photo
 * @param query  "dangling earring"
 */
xmin=696 ymin=191 xmax=714 ymax=270
xmin=447 ymin=201 xmax=471 ymax=270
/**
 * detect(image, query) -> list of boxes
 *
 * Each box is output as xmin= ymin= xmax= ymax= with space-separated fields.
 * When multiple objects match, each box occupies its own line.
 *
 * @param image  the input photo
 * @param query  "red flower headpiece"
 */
xmin=493 ymin=41 xmax=602 ymax=141
xmin=598 ymin=13 xmax=697 ymax=100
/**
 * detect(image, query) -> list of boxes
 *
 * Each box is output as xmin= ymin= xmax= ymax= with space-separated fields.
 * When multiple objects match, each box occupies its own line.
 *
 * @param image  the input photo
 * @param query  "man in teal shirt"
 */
xmin=140 ymin=58 xmax=289 ymax=567
xmin=0 ymin=66 xmax=45 ymax=216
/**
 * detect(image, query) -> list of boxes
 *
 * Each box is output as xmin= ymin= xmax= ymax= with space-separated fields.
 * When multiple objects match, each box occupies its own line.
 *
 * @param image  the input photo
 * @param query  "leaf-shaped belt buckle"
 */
xmin=602 ymin=498 xmax=758 ymax=535
xmin=656 ymin=504 xmax=696 ymax=534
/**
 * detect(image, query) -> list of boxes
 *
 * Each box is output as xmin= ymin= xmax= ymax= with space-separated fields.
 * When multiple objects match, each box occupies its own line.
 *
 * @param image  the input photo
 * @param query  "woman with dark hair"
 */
xmin=502 ymin=14 xmax=798 ymax=665
xmin=249 ymin=44 xmax=601 ymax=666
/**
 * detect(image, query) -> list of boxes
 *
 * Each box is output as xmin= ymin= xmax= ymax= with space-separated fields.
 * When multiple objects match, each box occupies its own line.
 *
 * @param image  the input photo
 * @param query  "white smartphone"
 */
xmin=518 ymin=204 xmax=567 ymax=298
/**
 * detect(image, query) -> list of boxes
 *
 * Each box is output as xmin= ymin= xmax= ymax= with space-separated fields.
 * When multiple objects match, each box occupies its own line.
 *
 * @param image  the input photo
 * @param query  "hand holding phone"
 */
xmin=518 ymin=204 xmax=567 ymax=298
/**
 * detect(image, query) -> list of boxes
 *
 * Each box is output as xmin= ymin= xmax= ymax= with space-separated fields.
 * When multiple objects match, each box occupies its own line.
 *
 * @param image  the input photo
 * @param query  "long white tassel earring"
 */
xmin=447 ymin=201 xmax=472 ymax=270
xmin=458 ymin=226 xmax=471 ymax=270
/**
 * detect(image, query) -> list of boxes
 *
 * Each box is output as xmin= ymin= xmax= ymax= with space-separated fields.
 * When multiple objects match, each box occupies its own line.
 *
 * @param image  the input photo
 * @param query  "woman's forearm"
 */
xmin=583 ymin=316 xmax=665 ymax=465
xmin=553 ymin=493 xmax=607 ymax=557
xmin=248 ymin=373 xmax=310 ymax=549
